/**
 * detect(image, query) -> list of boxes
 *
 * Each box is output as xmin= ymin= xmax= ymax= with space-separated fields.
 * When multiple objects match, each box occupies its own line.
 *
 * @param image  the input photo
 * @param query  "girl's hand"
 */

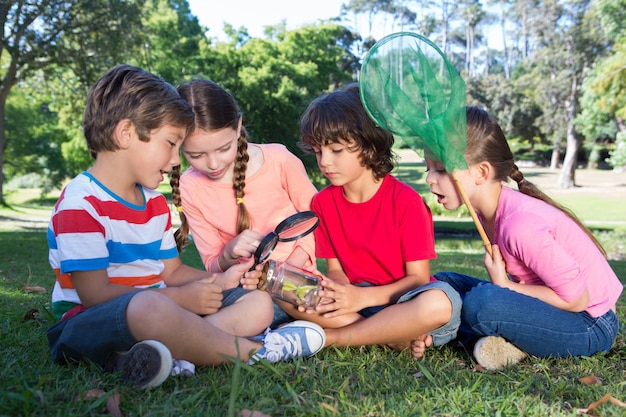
xmin=221 ymin=229 xmax=265 ymax=268
xmin=483 ymin=244 xmax=510 ymax=287
xmin=314 ymin=278 xmax=366 ymax=318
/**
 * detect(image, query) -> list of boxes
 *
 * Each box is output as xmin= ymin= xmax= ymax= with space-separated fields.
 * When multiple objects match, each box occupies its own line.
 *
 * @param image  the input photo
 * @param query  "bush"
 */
xmin=607 ymin=132 xmax=626 ymax=170
xmin=5 ymin=173 xmax=52 ymax=191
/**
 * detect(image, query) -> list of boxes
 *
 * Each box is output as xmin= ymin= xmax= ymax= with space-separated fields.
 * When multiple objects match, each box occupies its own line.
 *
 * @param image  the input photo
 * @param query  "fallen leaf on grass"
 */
xmin=578 ymin=375 xmax=602 ymax=385
xmin=473 ymin=364 xmax=487 ymax=372
xmin=75 ymin=389 xmax=122 ymax=416
xmin=576 ymin=394 xmax=626 ymax=415
xmin=106 ymin=391 xmax=122 ymax=417
xmin=239 ymin=410 xmax=271 ymax=417
xmin=22 ymin=308 xmax=40 ymax=321
xmin=320 ymin=402 xmax=337 ymax=412
xmin=76 ymin=389 xmax=106 ymax=401
xmin=22 ymin=285 xmax=47 ymax=293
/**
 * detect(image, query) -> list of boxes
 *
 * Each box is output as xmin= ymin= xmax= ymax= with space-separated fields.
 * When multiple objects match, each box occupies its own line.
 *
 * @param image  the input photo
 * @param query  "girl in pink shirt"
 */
xmin=429 ymin=106 xmax=622 ymax=370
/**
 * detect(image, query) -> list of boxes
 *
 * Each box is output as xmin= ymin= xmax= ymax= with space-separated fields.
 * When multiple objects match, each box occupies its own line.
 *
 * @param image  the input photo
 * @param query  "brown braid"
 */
xmin=465 ymin=106 xmax=606 ymax=257
xmin=177 ymin=79 xmax=256 ymax=239
xmin=170 ymin=164 xmax=190 ymax=252
xmin=509 ymin=165 xmax=606 ymax=257
xmin=234 ymin=129 xmax=252 ymax=233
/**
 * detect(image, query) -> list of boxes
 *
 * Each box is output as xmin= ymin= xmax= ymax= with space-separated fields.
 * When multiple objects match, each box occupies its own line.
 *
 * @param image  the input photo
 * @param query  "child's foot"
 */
xmin=409 ymin=334 xmax=433 ymax=360
xmin=250 ymin=320 xmax=325 ymax=364
xmin=106 ymin=340 xmax=172 ymax=388
xmin=473 ymin=336 xmax=528 ymax=370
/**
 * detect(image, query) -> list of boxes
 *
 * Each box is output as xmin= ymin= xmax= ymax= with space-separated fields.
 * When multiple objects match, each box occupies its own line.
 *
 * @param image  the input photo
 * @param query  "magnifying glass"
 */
xmin=251 ymin=211 xmax=320 ymax=269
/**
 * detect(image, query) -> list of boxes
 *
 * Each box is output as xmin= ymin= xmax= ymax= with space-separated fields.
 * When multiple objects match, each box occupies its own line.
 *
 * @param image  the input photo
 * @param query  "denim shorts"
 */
xmin=46 ymin=291 xmax=139 ymax=367
xmin=222 ymin=287 xmax=292 ymax=329
xmin=358 ymin=280 xmax=462 ymax=347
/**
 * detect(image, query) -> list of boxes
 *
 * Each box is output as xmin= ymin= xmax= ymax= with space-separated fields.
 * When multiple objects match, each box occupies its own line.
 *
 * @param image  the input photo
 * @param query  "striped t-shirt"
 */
xmin=47 ymin=172 xmax=178 ymax=319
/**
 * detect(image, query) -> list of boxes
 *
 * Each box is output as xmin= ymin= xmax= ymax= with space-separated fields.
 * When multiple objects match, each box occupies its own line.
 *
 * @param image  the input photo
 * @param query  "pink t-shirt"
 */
xmin=180 ymin=143 xmax=317 ymax=271
xmin=492 ymin=186 xmax=622 ymax=317
xmin=312 ymin=175 xmax=436 ymax=286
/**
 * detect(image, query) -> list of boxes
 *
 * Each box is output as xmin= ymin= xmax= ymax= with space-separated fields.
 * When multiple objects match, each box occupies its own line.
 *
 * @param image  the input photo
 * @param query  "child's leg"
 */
xmin=324 ymin=288 xmax=452 ymax=349
xmin=462 ymin=284 xmax=619 ymax=358
xmin=125 ymin=291 xmax=262 ymax=365
xmin=276 ymin=298 xmax=364 ymax=329
xmin=203 ymin=289 xmax=274 ymax=337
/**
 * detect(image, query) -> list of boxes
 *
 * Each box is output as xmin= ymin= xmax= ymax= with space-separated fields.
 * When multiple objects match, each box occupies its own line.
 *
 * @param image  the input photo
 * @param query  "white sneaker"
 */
xmin=171 ymin=359 xmax=195 ymax=377
xmin=250 ymin=320 xmax=326 ymax=364
xmin=107 ymin=340 xmax=172 ymax=389
xmin=473 ymin=336 xmax=528 ymax=370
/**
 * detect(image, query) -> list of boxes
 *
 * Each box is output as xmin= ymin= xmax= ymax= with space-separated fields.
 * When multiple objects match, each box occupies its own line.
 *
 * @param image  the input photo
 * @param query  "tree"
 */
xmin=0 ymin=0 xmax=144 ymax=204
xmin=193 ymin=23 xmax=358 ymax=185
xmin=137 ymin=0 xmax=205 ymax=85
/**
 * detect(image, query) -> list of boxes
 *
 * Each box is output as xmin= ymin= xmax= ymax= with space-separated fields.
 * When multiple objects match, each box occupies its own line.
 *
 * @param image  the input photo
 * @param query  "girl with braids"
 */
xmin=428 ymin=106 xmax=622 ymax=370
xmin=171 ymin=79 xmax=317 ymax=327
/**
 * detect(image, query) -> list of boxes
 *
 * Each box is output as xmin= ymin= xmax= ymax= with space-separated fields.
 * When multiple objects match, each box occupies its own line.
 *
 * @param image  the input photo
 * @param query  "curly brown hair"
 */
xmin=299 ymin=83 xmax=397 ymax=180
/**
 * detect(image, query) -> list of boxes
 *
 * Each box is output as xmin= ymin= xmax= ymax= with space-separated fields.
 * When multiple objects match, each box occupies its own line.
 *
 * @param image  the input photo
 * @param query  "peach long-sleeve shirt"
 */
xmin=180 ymin=143 xmax=317 ymax=272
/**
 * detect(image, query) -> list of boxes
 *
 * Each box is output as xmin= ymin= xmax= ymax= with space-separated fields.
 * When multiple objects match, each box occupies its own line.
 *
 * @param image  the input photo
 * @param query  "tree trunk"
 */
xmin=550 ymin=143 xmax=560 ymax=169
xmin=0 ymin=89 xmax=7 ymax=206
xmin=558 ymin=76 xmax=582 ymax=189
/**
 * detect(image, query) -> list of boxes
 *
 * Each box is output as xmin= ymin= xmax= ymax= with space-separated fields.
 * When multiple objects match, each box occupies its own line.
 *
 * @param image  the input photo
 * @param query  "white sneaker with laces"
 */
xmin=250 ymin=320 xmax=325 ymax=364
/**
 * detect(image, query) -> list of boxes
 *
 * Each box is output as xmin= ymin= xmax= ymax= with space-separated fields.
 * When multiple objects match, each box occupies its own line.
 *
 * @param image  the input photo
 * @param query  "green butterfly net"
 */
xmin=360 ymin=32 xmax=492 ymax=254
xmin=359 ymin=32 xmax=467 ymax=173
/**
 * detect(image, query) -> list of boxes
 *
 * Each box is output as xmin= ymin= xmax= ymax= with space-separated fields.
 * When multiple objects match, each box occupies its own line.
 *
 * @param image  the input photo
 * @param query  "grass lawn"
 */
xmin=1 ymin=165 xmax=625 ymax=416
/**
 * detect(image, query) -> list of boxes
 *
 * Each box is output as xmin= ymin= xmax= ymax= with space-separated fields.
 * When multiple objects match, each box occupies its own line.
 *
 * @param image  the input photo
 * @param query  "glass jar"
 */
xmin=257 ymin=260 xmax=321 ymax=308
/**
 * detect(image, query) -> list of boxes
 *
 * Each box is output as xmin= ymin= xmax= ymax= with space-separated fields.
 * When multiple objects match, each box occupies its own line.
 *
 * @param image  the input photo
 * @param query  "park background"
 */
xmin=1 ymin=0 xmax=625 ymax=416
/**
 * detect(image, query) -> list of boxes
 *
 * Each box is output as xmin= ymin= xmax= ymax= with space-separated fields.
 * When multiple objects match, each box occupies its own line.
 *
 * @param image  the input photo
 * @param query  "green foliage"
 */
xmin=607 ymin=132 xmax=626 ymax=169
xmin=4 ymin=89 xmax=69 ymax=190
xmin=137 ymin=0 xmax=206 ymax=84
xmin=190 ymin=23 xmax=358 ymax=177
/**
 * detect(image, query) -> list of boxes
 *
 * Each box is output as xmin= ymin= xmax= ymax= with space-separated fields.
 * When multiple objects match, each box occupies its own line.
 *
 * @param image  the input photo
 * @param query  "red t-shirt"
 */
xmin=312 ymin=175 xmax=436 ymax=285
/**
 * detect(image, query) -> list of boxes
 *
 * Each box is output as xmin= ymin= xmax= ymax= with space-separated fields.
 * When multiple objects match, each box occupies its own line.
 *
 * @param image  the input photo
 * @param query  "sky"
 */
xmin=187 ymin=0 xmax=351 ymax=41
xmin=186 ymin=0 xmax=502 ymax=50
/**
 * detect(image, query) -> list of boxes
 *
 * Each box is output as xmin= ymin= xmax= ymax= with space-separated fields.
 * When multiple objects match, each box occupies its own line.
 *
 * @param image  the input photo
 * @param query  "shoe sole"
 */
xmin=473 ymin=336 xmax=527 ymax=370
xmin=122 ymin=340 xmax=172 ymax=389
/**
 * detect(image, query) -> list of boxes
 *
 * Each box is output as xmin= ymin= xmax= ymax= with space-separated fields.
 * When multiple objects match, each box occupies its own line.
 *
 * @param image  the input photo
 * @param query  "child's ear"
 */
xmin=114 ymin=119 xmax=135 ymax=149
xmin=473 ymin=161 xmax=492 ymax=185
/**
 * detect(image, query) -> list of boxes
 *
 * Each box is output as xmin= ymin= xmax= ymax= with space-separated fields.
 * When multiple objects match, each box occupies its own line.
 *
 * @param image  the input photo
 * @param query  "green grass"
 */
xmin=1 ymin=174 xmax=626 ymax=416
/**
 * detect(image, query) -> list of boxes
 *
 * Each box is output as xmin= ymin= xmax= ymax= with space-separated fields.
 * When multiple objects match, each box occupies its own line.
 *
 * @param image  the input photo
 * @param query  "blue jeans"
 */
xmin=47 ymin=291 xmax=139 ymax=367
xmin=434 ymin=272 xmax=620 ymax=358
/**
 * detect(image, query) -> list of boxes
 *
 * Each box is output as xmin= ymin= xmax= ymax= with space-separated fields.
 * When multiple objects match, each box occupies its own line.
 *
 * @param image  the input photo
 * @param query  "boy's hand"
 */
xmin=241 ymin=262 xmax=264 ymax=290
xmin=177 ymin=280 xmax=224 ymax=315
xmin=215 ymin=259 xmax=255 ymax=291
xmin=314 ymin=278 xmax=366 ymax=318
